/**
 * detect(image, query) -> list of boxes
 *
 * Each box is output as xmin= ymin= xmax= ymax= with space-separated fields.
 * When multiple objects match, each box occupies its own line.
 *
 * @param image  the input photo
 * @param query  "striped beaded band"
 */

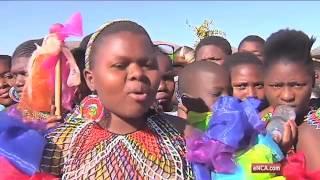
xmin=306 ymin=109 xmax=320 ymax=129
xmin=85 ymin=20 xmax=128 ymax=70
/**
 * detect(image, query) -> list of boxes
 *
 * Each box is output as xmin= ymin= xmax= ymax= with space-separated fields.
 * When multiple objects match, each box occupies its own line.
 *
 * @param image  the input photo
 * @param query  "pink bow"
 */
xmin=49 ymin=12 xmax=83 ymax=41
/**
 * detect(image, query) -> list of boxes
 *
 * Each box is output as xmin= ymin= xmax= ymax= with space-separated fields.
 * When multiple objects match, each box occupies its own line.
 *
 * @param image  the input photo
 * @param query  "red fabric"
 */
xmin=0 ymin=157 xmax=57 ymax=180
xmin=30 ymin=173 xmax=58 ymax=180
xmin=282 ymin=152 xmax=320 ymax=180
xmin=0 ymin=157 xmax=29 ymax=179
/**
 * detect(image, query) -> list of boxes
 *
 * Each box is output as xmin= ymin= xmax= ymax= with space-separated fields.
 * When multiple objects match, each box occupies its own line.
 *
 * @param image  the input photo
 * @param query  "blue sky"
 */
xmin=1 ymin=1 xmax=320 ymax=55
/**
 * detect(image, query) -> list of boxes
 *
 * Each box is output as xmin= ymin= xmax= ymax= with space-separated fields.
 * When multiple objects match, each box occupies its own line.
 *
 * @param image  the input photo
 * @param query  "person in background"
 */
xmin=238 ymin=35 xmax=265 ymax=61
xmin=223 ymin=52 xmax=265 ymax=101
xmin=313 ymin=61 xmax=320 ymax=87
xmin=0 ymin=55 xmax=14 ymax=110
xmin=173 ymin=46 xmax=195 ymax=74
xmin=177 ymin=61 xmax=230 ymax=120
xmin=11 ymin=39 xmax=43 ymax=98
xmin=178 ymin=60 xmax=297 ymax=168
xmin=262 ymin=29 xmax=314 ymax=127
xmin=194 ymin=36 xmax=232 ymax=65
xmin=5 ymin=38 xmax=65 ymax=130
xmin=261 ymin=30 xmax=320 ymax=172
xmin=171 ymin=46 xmax=195 ymax=114
xmin=155 ymin=47 xmax=175 ymax=113
xmin=152 ymin=47 xmax=187 ymax=133
xmin=309 ymin=60 xmax=320 ymax=110
xmin=70 ymin=47 xmax=91 ymax=106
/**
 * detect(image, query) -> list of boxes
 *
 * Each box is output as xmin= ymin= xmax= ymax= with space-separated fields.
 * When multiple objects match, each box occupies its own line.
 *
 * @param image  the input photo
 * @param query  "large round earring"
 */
xmin=9 ymin=87 xmax=20 ymax=103
xmin=79 ymin=91 xmax=104 ymax=121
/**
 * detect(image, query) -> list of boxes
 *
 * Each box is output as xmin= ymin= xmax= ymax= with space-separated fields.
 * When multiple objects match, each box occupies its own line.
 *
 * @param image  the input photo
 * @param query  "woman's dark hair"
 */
xmin=264 ymin=29 xmax=315 ymax=77
xmin=313 ymin=61 xmax=320 ymax=71
xmin=79 ymin=33 xmax=93 ymax=51
xmin=12 ymin=39 xmax=43 ymax=59
xmin=88 ymin=21 xmax=153 ymax=69
xmin=223 ymin=52 xmax=263 ymax=73
xmin=72 ymin=47 xmax=91 ymax=105
xmin=222 ymin=52 xmax=263 ymax=96
xmin=0 ymin=55 xmax=11 ymax=67
xmin=195 ymin=36 xmax=232 ymax=58
xmin=238 ymin=35 xmax=265 ymax=50
xmin=72 ymin=48 xmax=86 ymax=72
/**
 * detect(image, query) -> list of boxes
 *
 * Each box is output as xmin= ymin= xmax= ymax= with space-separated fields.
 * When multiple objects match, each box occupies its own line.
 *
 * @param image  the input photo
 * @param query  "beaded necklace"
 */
xmin=305 ymin=108 xmax=320 ymax=129
xmin=62 ymin=115 xmax=194 ymax=179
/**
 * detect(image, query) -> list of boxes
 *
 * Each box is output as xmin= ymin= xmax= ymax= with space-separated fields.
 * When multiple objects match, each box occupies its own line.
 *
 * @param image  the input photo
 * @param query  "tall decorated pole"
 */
xmin=0 ymin=12 xmax=83 ymax=180
xmin=55 ymin=54 xmax=62 ymax=116
xmin=17 ymin=12 xmax=83 ymax=121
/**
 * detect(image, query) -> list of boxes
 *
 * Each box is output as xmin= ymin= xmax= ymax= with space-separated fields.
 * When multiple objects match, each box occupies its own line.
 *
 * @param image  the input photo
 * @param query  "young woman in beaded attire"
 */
xmin=41 ymin=20 xmax=194 ymax=179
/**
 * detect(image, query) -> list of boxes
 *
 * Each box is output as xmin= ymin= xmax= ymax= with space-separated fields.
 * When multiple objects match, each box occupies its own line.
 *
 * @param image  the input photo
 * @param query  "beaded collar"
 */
xmin=305 ymin=109 xmax=320 ymax=129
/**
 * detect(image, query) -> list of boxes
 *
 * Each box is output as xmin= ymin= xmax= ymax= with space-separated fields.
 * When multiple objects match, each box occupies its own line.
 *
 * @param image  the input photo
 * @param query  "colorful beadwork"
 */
xmin=9 ymin=86 xmax=20 ymax=103
xmin=64 ymin=105 xmax=82 ymax=123
xmin=305 ymin=109 xmax=320 ymax=129
xmin=41 ymin=114 xmax=194 ymax=179
xmin=262 ymin=112 xmax=273 ymax=123
xmin=18 ymin=106 xmax=49 ymax=122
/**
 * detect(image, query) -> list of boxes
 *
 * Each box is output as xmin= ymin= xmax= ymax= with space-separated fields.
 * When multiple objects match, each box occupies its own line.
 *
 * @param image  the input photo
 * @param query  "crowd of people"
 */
xmin=0 ymin=15 xmax=320 ymax=179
